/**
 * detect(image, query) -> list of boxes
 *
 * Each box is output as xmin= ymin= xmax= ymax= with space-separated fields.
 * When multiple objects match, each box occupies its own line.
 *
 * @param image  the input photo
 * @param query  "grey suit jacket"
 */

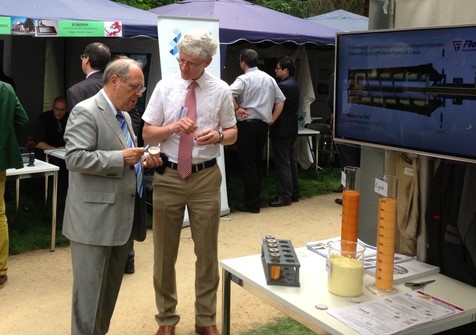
xmin=62 ymin=90 xmax=144 ymax=246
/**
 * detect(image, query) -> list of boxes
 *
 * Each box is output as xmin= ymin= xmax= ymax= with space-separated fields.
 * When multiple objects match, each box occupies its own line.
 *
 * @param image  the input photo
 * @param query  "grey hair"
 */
xmin=103 ymin=56 xmax=143 ymax=83
xmin=178 ymin=29 xmax=218 ymax=61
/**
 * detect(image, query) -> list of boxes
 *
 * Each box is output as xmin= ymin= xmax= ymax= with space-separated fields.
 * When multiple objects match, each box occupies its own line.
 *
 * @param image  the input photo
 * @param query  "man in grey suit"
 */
xmin=63 ymin=57 xmax=162 ymax=335
xmin=67 ymin=42 xmax=111 ymax=112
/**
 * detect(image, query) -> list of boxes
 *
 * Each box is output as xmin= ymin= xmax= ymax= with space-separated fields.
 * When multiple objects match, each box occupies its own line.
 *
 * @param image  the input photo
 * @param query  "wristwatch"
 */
xmin=215 ymin=131 xmax=224 ymax=144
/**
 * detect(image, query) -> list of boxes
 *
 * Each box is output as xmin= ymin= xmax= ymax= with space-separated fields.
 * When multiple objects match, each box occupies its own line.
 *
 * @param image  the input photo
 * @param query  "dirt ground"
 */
xmin=0 ymin=193 xmax=342 ymax=335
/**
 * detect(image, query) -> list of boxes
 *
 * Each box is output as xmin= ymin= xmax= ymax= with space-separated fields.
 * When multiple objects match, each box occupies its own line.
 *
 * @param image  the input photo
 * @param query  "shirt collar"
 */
xmin=100 ymin=89 xmax=121 ymax=116
xmin=86 ymin=70 xmax=100 ymax=79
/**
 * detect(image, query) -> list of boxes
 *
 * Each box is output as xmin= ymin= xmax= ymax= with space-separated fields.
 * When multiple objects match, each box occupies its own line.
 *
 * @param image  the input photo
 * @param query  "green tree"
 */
xmin=251 ymin=0 xmax=368 ymax=17
xmin=114 ymin=0 xmax=369 ymax=18
xmin=114 ymin=0 xmax=176 ymax=10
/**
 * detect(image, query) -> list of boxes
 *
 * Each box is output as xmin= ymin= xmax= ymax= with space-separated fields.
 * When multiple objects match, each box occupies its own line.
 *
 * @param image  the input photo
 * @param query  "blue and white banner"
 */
xmin=157 ymin=16 xmax=220 ymax=78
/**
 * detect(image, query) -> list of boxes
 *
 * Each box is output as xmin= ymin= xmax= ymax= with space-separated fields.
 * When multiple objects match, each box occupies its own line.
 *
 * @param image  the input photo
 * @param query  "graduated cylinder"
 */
xmin=374 ymin=175 xmax=398 ymax=291
xmin=341 ymin=166 xmax=360 ymax=251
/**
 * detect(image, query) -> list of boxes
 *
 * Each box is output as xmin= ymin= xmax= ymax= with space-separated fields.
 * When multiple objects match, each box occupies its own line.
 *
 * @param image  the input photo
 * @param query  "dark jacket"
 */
xmin=269 ymin=76 xmax=299 ymax=138
xmin=66 ymin=71 xmax=104 ymax=112
xmin=33 ymin=110 xmax=68 ymax=147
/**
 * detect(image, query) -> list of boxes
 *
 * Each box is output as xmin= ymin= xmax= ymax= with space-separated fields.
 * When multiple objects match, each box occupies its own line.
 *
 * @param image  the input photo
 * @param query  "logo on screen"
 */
xmin=453 ymin=40 xmax=476 ymax=52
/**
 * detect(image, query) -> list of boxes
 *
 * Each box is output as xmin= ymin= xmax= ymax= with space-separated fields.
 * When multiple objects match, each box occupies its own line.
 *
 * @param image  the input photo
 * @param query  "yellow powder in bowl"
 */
xmin=328 ymin=255 xmax=364 ymax=297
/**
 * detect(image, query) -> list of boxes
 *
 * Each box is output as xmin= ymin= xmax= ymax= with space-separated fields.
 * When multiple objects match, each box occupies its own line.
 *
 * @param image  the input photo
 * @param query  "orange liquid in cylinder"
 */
xmin=341 ymin=190 xmax=360 ymax=250
xmin=375 ymin=197 xmax=397 ymax=290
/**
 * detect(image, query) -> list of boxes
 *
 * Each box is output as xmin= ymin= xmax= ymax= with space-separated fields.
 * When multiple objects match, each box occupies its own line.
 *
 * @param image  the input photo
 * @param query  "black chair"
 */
xmin=305 ymin=122 xmax=339 ymax=168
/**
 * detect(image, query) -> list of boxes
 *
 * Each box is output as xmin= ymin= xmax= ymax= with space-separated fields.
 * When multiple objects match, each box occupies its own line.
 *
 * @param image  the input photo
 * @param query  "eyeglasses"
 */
xmin=119 ymin=77 xmax=146 ymax=94
xmin=80 ymin=54 xmax=87 ymax=60
xmin=275 ymin=67 xmax=283 ymax=71
xmin=176 ymin=57 xmax=204 ymax=69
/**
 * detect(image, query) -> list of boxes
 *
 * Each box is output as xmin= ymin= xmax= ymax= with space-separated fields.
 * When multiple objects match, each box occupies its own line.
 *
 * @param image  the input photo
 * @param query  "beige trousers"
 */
xmin=152 ymin=165 xmax=221 ymax=327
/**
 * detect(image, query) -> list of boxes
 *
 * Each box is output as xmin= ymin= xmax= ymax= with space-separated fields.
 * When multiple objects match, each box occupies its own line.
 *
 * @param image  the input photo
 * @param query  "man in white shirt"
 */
xmin=142 ymin=29 xmax=237 ymax=335
xmin=230 ymin=48 xmax=285 ymax=213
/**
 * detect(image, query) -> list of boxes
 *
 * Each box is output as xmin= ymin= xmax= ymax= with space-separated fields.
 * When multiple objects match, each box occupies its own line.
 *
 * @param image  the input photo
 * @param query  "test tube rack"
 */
xmin=261 ymin=236 xmax=300 ymax=287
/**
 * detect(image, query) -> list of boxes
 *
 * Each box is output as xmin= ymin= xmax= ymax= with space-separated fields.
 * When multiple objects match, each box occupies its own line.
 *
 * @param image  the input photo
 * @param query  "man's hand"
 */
xmin=195 ymin=129 xmax=218 ymax=146
xmin=122 ymin=147 xmax=144 ymax=166
xmin=143 ymin=152 xmax=163 ymax=168
xmin=175 ymin=116 xmax=198 ymax=135
xmin=235 ymin=106 xmax=249 ymax=119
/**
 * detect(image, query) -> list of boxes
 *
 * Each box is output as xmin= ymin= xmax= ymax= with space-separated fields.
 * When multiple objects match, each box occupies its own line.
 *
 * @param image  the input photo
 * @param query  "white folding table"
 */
xmin=221 ymin=247 xmax=476 ymax=335
xmin=6 ymin=159 xmax=59 ymax=251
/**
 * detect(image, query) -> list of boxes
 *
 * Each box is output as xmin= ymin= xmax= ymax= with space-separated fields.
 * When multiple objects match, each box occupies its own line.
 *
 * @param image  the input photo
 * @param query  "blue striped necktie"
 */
xmin=116 ymin=112 xmax=143 ymax=197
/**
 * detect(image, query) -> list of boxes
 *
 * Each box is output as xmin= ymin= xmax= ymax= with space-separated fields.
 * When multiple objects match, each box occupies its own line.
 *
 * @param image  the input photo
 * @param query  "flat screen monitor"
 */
xmin=334 ymin=24 xmax=476 ymax=164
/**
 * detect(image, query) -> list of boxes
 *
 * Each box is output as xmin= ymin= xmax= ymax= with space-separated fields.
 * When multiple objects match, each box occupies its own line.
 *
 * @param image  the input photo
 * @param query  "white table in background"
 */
xmin=6 ymin=159 xmax=59 ymax=252
xmin=220 ymin=247 xmax=476 ymax=335
xmin=297 ymin=127 xmax=321 ymax=172
xmin=44 ymin=148 xmax=66 ymax=161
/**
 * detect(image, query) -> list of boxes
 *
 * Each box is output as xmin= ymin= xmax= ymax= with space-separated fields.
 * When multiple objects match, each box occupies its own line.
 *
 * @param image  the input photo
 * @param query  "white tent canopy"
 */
xmin=307 ymin=9 xmax=369 ymax=32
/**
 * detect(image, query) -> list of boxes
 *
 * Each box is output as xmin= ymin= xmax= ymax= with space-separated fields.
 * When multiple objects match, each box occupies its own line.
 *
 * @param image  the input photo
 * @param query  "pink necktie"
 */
xmin=177 ymin=81 xmax=198 ymax=179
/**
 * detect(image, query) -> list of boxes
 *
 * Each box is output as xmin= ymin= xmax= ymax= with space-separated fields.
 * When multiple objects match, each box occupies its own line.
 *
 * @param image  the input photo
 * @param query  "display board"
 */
xmin=334 ymin=24 xmax=476 ymax=164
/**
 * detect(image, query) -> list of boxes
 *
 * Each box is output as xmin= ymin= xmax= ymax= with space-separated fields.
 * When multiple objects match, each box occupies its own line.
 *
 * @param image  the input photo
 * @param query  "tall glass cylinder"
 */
xmin=368 ymin=175 xmax=398 ymax=295
xmin=341 ymin=166 xmax=360 ymax=250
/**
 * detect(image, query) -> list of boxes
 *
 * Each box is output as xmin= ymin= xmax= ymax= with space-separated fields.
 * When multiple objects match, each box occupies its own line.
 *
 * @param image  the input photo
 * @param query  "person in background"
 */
xmin=269 ymin=56 xmax=300 ymax=207
xmin=230 ymin=48 xmax=285 ymax=214
xmin=0 ymin=80 xmax=29 ymax=288
xmin=62 ymin=57 xmax=162 ymax=334
xmin=67 ymin=42 xmax=111 ymax=112
xmin=142 ymin=29 xmax=237 ymax=335
xmin=34 ymin=96 xmax=68 ymax=152
xmin=33 ymin=96 xmax=69 ymax=189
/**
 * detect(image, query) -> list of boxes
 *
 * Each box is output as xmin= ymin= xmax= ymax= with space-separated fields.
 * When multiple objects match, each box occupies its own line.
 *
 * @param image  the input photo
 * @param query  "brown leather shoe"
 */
xmin=156 ymin=325 xmax=175 ymax=335
xmin=195 ymin=324 xmax=220 ymax=335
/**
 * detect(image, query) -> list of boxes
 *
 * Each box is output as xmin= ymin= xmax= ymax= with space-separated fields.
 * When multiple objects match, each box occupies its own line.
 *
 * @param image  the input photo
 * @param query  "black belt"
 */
xmin=239 ymin=119 xmax=264 ymax=123
xmin=165 ymin=158 xmax=217 ymax=173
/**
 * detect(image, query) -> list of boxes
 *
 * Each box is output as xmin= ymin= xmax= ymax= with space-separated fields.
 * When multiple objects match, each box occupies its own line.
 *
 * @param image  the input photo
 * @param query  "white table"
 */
xmin=44 ymin=148 xmax=66 ymax=161
xmin=297 ymin=127 xmax=322 ymax=172
xmin=44 ymin=149 xmax=66 ymax=206
xmin=6 ymin=159 xmax=59 ymax=252
xmin=220 ymin=247 xmax=476 ymax=335
xmin=266 ymin=127 xmax=321 ymax=173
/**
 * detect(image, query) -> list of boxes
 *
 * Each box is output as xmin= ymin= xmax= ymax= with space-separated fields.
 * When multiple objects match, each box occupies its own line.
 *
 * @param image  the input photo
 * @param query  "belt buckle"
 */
xmin=192 ymin=164 xmax=200 ymax=173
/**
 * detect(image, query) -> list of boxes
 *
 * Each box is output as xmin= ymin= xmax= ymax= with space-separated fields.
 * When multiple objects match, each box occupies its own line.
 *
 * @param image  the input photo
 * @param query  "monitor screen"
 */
xmin=334 ymin=25 xmax=476 ymax=164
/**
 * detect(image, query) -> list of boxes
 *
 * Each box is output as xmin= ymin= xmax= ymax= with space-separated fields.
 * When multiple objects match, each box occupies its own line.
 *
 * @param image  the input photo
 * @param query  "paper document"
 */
xmin=328 ymin=290 xmax=464 ymax=335
xmin=365 ymin=258 xmax=439 ymax=283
